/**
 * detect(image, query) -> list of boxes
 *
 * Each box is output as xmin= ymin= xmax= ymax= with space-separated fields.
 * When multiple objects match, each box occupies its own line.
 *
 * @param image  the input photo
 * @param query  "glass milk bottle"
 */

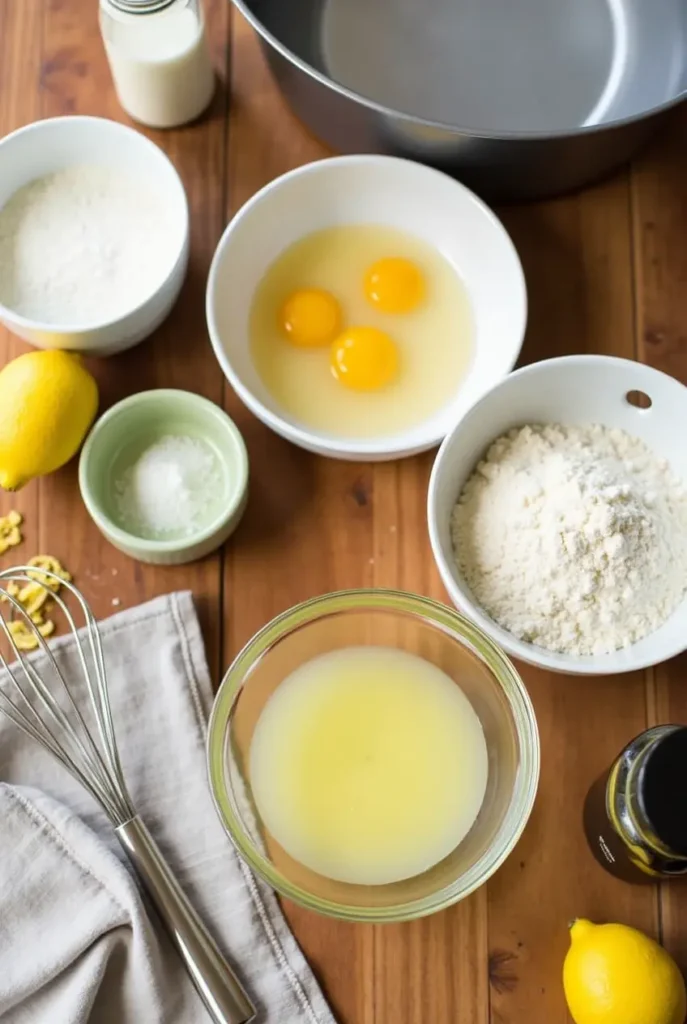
xmin=99 ymin=0 xmax=215 ymax=129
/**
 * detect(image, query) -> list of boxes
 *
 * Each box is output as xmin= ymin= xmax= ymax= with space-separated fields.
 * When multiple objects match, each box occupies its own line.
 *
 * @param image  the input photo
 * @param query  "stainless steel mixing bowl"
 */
xmin=234 ymin=0 xmax=687 ymax=200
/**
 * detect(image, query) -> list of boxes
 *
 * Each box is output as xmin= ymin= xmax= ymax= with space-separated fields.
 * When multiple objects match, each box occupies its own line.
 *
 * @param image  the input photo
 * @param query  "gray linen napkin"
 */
xmin=0 ymin=591 xmax=336 ymax=1024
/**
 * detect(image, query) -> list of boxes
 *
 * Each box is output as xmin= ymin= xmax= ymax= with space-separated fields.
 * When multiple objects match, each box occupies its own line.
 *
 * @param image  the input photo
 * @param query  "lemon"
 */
xmin=0 ymin=350 xmax=98 ymax=491
xmin=564 ymin=919 xmax=687 ymax=1024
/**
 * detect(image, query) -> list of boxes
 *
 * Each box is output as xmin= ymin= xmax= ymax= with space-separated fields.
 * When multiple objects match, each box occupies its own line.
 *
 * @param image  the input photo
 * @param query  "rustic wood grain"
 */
xmin=0 ymin=0 xmax=50 ymax=586
xmin=631 ymin=106 xmax=687 ymax=971
xmin=489 ymin=178 xmax=660 ymax=1024
xmin=1 ymin=2 xmax=685 ymax=1022
xmin=222 ymin=16 xmax=489 ymax=1024
xmin=0 ymin=0 xmax=230 ymax=674
xmin=222 ymin=18 xmax=379 ymax=1024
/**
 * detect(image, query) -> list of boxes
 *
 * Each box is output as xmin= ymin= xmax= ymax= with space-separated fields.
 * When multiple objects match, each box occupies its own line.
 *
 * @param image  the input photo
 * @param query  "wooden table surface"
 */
xmin=1 ymin=2 xmax=686 ymax=1021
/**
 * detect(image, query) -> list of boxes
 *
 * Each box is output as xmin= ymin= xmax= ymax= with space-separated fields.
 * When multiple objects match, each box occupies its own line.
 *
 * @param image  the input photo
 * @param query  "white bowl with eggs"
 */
xmin=0 ymin=116 xmax=189 ymax=355
xmin=428 ymin=355 xmax=687 ymax=675
xmin=206 ymin=155 xmax=526 ymax=460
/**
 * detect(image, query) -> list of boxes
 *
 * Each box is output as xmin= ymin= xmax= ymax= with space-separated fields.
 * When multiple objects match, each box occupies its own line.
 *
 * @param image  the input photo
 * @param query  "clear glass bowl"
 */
xmin=207 ymin=589 xmax=540 ymax=922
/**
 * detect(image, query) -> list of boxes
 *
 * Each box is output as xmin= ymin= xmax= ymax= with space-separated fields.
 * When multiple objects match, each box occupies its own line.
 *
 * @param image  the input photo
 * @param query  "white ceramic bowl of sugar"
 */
xmin=428 ymin=355 xmax=687 ymax=675
xmin=206 ymin=155 xmax=526 ymax=461
xmin=0 ymin=116 xmax=189 ymax=355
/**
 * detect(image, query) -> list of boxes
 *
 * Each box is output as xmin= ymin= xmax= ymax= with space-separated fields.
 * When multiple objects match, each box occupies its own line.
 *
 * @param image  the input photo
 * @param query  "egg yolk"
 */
xmin=280 ymin=288 xmax=342 ymax=347
xmin=363 ymin=257 xmax=425 ymax=314
xmin=331 ymin=327 xmax=399 ymax=391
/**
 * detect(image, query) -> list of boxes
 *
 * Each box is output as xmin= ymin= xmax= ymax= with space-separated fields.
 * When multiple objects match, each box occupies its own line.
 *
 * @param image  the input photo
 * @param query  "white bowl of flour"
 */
xmin=0 ymin=116 xmax=189 ymax=355
xmin=428 ymin=355 xmax=687 ymax=675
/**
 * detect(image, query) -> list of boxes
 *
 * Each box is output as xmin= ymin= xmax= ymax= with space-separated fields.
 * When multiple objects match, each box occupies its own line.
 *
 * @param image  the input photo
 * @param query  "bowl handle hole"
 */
xmin=625 ymin=389 xmax=652 ymax=410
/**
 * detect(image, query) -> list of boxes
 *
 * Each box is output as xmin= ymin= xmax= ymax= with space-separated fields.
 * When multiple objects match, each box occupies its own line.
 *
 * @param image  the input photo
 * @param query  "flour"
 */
xmin=0 ymin=165 xmax=178 ymax=325
xmin=451 ymin=423 xmax=687 ymax=656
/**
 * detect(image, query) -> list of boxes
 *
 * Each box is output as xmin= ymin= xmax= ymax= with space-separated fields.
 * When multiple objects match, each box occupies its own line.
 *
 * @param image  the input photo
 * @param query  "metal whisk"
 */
xmin=0 ymin=567 xmax=255 ymax=1024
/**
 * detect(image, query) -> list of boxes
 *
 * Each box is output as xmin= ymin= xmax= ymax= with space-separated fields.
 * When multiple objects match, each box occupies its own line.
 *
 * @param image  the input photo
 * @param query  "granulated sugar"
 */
xmin=0 ymin=165 xmax=178 ymax=325
xmin=451 ymin=423 xmax=687 ymax=656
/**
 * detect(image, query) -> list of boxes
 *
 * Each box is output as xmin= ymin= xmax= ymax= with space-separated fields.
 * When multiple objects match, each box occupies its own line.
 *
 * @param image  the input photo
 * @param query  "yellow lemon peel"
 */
xmin=26 ymin=554 xmax=72 ymax=589
xmin=1 ymin=554 xmax=71 ymax=649
xmin=7 ymin=618 xmax=55 ymax=651
xmin=0 ymin=510 xmax=23 ymax=554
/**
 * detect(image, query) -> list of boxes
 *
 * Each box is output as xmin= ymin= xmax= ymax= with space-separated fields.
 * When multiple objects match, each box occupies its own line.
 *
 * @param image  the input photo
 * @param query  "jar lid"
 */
xmin=637 ymin=726 xmax=687 ymax=857
xmin=107 ymin=0 xmax=177 ymax=13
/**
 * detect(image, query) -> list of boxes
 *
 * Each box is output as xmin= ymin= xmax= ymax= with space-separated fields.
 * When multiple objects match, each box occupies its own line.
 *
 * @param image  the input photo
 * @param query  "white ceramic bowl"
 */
xmin=0 ymin=116 xmax=189 ymax=355
xmin=206 ymin=155 xmax=526 ymax=461
xmin=428 ymin=355 xmax=687 ymax=675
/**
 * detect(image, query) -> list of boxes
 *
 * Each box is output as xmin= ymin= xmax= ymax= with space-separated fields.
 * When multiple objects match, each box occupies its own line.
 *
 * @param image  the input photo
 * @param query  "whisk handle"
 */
xmin=116 ymin=816 xmax=256 ymax=1024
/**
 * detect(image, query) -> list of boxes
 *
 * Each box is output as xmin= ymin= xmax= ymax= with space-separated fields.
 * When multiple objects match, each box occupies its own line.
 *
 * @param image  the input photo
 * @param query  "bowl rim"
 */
xmin=233 ymin=0 xmax=687 ymax=142
xmin=0 ymin=115 xmax=190 ymax=335
xmin=206 ymin=587 xmax=540 ymax=922
xmin=206 ymin=153 xmax=527 ymax=460
xmin=427 ymin=353 xmax=687 ymax=675
xmin=78 ymin=389 xmax=249 ymax=555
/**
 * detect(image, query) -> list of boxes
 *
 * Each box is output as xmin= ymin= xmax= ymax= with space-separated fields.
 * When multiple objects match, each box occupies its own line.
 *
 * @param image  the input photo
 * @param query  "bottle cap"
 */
xmin=108 ymin=0 xmax=176 ymax=13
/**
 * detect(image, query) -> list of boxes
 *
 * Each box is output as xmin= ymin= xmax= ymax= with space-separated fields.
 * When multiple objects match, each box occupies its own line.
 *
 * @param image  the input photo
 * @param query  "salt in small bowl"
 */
xmin=79 ymin=390 xmax=249 ymax=565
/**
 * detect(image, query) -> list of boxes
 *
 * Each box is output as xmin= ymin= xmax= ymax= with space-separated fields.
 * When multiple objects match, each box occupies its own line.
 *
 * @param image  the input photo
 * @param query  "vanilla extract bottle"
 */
xmin=584 ymin=725 xmax=687 ymax=882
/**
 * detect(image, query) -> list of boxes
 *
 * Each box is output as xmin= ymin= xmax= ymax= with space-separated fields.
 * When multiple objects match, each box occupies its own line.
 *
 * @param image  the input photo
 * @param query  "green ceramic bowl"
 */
xmin=79 ymin=390 xmax=249 ymax=565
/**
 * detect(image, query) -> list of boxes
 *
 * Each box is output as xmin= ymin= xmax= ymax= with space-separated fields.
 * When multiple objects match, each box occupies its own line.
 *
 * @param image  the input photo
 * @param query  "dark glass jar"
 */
xmin=584 ymin=725 xmax=687 ymax=882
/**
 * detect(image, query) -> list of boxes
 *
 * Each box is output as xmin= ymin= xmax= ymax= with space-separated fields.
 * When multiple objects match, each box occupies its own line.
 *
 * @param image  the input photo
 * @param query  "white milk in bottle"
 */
xmin=100 ymin=0 xmax=215 ymax=129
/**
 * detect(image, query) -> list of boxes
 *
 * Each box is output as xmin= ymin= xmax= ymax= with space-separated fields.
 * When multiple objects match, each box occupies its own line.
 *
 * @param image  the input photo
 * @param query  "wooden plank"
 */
xmin=0 ymin=0 xmax=47 ymax=578
xmin=2 ymin=4 xmax=683 ymax=1022
xmin=0 ymin=0 xmax=44 ymax=136
xmin=223 ymin=12 xmax=489 ymax=1024
xmin=223 ymin=16 xmax=377 ymax=1024
xmin=631 ymin=106 xmax=687 ymax=969
xmin=488 ymin=179 xmax=659 ymax=1024
xmin=19 ymin=0 xmax=231 ymax=674
xmin=222 ymin=13 xmax=667 ymax=1023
